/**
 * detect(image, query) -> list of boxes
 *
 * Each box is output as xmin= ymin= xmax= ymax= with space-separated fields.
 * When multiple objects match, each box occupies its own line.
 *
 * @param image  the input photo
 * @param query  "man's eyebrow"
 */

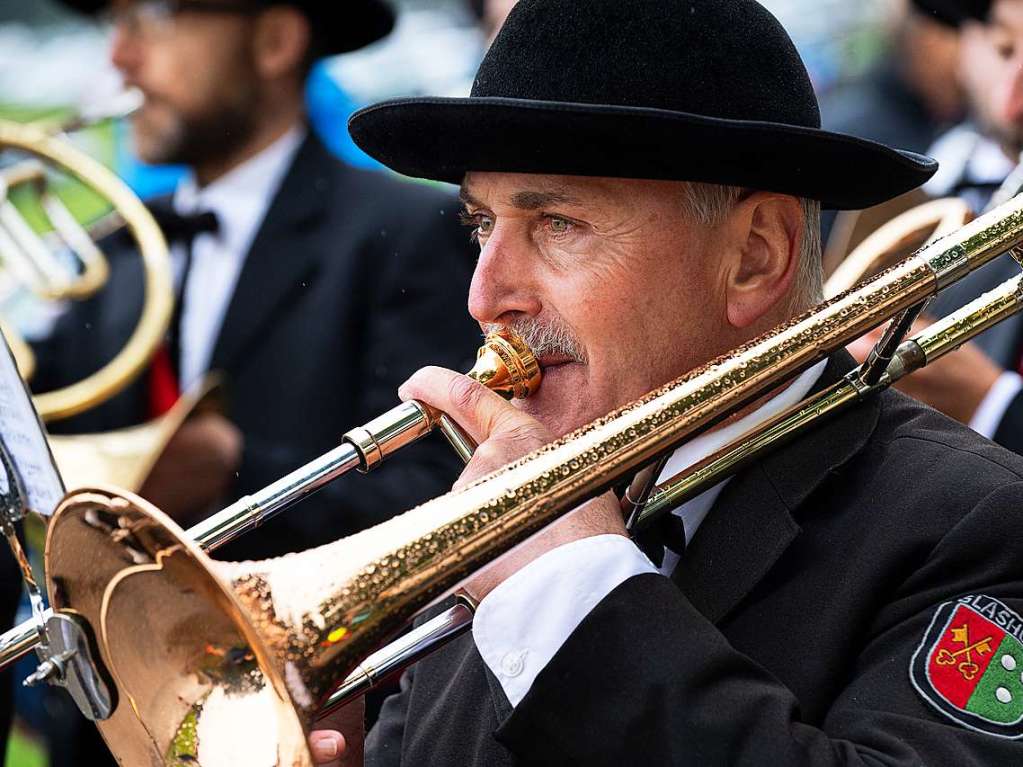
xmin=509 ymin=190 xmax=578 ymax=209
xmin=458 ymin=186 xmax=579 ymax=210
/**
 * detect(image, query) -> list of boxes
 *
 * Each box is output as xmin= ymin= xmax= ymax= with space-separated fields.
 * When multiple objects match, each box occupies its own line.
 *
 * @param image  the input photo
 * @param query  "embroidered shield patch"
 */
xmin=911 ymin=595 xmax=1023 ymax=738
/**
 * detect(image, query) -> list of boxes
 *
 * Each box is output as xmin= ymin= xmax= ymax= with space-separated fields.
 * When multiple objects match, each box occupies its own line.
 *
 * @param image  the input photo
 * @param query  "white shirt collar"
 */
xmin=169 ymin=124 xmax=305 ymax=390
xmin=653 ymin=358 xmax=828 ymax=573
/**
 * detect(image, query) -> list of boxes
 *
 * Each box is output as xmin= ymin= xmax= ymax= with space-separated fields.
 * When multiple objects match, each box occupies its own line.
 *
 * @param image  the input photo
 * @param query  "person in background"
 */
xmin=30 ymin=0 xmax=480 ymax=763
xmin=849 ymin=0 xmax=1023 ymax=457
xmin=819 ymin=0 xmax=965 ymax=242
xmin=821 ymin=1 xmax=964 ymax=155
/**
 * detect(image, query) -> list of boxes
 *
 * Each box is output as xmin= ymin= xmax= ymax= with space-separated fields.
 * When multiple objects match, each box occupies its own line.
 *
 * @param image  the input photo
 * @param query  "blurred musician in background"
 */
xmin=298 ymin=1 xmax=1023 ymax=764
xmin=821 ymin=1 xmax=964 ymax=159
xmin=29 ymin=0 xmax=479 ymax=763
xmin=850 ymin=0 xmax=1023 ymax=457
xmin=36 ymin=0 xmax=479 ymax=554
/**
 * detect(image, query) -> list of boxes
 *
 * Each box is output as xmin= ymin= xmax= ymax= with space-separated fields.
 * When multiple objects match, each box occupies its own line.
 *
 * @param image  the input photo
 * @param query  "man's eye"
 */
xmin=547 ymin=216 xmax=572 ymax=234
xmin=459 ymin=210 xmax=494 ymax=242
xmin=993 ymin=34 xmax=1015 ymax=59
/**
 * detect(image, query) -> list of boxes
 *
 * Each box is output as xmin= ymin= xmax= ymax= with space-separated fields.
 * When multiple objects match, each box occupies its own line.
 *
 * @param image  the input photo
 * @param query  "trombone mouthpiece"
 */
xmin=468 ymin=329 xmax=542 ymax=399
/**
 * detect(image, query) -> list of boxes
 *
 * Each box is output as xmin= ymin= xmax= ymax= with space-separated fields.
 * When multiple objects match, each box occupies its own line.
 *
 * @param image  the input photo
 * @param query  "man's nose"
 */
xmin=109 ymin=23 xmax=142 ymax=76
xmin=467 ymin=226 xmax=542 ymax=325
xmin=999 ymin=58 xmax=1023 ymax=128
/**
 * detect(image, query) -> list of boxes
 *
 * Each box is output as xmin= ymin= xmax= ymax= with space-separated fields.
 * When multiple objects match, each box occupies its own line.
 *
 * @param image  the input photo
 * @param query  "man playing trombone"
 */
xmin=305 ymin=0 xmax=1023 ymax=764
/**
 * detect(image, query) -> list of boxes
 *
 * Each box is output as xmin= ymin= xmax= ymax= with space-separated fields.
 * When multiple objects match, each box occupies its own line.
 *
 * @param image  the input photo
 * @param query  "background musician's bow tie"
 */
xmin=632 ymin=512 xmax=686 ymax=568
xmin=147 ymin=203 xmax=220 ymax=245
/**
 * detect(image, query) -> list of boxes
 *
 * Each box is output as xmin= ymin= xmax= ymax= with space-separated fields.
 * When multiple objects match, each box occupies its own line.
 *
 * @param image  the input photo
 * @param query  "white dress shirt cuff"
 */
xmin=969 ymin=370 xmax=1023 ymax=440
xmin=472 ymin=534 xmax=658 ymax=708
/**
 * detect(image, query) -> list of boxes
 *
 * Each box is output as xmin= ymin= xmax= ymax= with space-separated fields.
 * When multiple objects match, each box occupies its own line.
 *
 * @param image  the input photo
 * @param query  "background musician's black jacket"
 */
xmin=30 ymin=135 xmax=480 ymax=561
xmin=367 ymin=353 xmax=1023 ymax=765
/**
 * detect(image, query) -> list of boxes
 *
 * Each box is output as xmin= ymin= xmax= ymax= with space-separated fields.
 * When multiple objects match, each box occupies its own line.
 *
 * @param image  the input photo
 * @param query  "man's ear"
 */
xmin=252 ymin=7 xmax=311 ymax=80
xmin=723 ymin=193 xmax=802 ymax=329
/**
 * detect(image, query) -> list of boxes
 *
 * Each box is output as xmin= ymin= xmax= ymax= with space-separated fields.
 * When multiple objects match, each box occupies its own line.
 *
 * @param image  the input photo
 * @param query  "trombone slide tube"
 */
xmin=190 ymin=401 xmax=436 ymax=552
xmin=319 ymin=600 xmax=475 ymax=717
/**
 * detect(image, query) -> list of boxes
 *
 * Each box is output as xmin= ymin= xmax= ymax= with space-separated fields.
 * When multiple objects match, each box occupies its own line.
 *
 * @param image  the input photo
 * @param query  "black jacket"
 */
xmin=929 ymin=252 xmax=1023 ymax=456
xmin=367 ymin=355 xmax=1023 ymax=765
xmin=31 ymin=134 xmax=480 ymax=560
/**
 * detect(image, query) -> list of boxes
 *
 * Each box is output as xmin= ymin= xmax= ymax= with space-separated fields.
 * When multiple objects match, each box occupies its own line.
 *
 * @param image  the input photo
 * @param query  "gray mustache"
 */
xmin=482 ymin=318 xmax=587 ymax=363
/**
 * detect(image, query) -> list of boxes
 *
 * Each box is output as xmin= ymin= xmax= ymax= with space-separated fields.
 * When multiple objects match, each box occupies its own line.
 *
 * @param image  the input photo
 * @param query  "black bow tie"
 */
xmin=632 ymin=512 xmax=687 ymax=569
xmin=148 ymin=203 xmax=220 ymax=245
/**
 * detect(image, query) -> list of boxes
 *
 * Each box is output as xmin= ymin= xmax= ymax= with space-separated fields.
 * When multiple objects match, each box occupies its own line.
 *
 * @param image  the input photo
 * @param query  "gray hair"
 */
xmin=680 ymin=183 xmax=823 ymax=311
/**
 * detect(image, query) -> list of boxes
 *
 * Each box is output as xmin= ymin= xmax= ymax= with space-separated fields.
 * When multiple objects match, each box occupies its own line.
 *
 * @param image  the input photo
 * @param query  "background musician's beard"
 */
xmin=128 ymin=78 xmax=263 ymax=174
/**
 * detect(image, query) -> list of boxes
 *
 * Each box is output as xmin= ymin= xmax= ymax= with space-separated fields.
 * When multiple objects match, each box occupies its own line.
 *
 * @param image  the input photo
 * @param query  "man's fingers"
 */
xmin=399 ymin=366 xmax=535 ymax=445
xmin=309 ymin=730 xmax=345 ymax=766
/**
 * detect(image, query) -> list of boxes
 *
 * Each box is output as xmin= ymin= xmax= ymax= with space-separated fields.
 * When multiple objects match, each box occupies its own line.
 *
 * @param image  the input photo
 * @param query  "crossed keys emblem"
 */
xmin=936 ymin=624 xmax=994 ymax=680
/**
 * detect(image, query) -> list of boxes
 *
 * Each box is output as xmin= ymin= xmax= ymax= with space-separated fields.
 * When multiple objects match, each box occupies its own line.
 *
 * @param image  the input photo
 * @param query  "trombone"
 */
xmin=6 ymin=193 xmax=1023 ymax=764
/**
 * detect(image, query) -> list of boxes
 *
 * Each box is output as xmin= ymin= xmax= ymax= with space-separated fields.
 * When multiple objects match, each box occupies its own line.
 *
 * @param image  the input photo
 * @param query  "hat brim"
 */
xmin=57 ymin=0 xmax=394 ymax=54
xmin=349 ymin=97 xmax=937 ymax=210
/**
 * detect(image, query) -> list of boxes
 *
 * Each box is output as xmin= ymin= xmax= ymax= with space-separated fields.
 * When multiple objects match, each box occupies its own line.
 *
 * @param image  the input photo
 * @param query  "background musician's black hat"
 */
xmin=348 ymin=0 xmax=938 ymax=210
xmin=911 ymin=0 xmax=992 ymax=27
xmin=57 ymin=0 xmax=395 ymax=55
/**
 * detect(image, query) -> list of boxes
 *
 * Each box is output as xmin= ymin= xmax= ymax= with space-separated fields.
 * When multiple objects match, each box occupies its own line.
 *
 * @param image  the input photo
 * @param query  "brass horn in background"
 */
xmin=0 ymin=111 xmax=192 ymax=492
xmin=34 ymin=194 xmax=1023 ymax=765
xmin=823 ymin=154 xmax=1023 ymax=297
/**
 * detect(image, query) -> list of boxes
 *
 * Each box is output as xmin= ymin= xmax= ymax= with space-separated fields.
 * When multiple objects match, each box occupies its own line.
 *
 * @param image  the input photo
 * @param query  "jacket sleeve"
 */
xmin=365 ymin=661 xmax=416 ymax=767
xmin=495 ymin=482 xmax=1023 ymax=766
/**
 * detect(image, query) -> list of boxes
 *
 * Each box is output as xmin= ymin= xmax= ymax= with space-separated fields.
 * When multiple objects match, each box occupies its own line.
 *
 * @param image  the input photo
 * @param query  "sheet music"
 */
xmin=0 ymin=327 xmax=64 ymax=517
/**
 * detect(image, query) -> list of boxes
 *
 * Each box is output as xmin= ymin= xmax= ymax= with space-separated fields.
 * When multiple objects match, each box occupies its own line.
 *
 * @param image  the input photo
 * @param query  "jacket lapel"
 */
xmin=671 ymin=352 xmax=881 ymax=624
xmin=207 ymin=135 xmax=334 ymax=374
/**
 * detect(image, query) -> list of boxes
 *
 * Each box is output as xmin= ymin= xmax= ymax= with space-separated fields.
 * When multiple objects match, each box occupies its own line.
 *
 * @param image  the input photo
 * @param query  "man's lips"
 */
xmin=537 ymin=354 xmax=577 ymax=370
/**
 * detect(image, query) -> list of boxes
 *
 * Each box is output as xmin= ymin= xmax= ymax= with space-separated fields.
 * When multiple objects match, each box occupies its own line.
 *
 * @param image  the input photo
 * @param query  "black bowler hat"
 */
xmin=58 ymin=0 xmax=394 ymax=55
xmin=349 ymin=0 xmax=937 ymax=210
xmin=911 ymin=0 xmax=991 ymax=26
